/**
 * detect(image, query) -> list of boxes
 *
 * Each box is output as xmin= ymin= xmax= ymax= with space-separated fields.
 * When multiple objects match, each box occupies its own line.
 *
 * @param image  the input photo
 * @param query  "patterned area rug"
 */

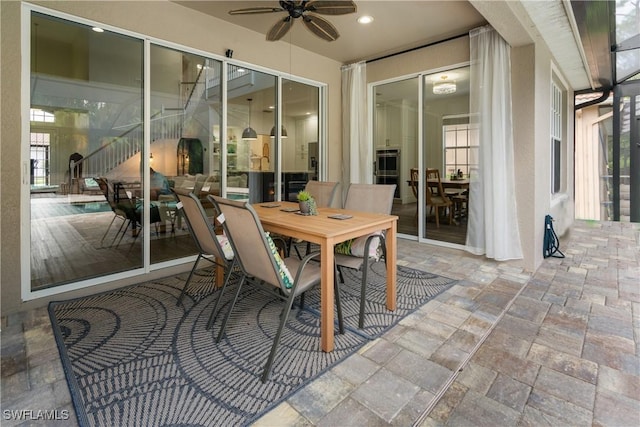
xmin=49 ymin=261 xmax=456 ymax=426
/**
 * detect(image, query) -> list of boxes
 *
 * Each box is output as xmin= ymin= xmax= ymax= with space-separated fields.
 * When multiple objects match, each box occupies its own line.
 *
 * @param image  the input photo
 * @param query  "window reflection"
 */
xmin=30 ymin=12 xmax=144 ymax=290
xmin=27 ymin=11 xmax=325 ymax=293
xmin=225 ymin=68 xmax=277 ymax=203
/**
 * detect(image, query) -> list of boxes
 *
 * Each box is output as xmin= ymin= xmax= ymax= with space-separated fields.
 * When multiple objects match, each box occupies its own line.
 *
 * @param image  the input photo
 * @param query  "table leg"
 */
xmin=215 ymin=259 xmax=225 ymax=288
xmin=320 ymin=240 xmax=335 ymax=352
xmin=386 ymin=220 xmax=397 ymax=311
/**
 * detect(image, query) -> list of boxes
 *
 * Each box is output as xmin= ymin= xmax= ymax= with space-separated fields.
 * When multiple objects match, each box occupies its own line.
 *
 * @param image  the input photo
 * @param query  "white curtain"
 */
xmin=341 ymin=61 xmax=371 ymax=185
xmin=466 ymin=26 xmax=523 ymax=261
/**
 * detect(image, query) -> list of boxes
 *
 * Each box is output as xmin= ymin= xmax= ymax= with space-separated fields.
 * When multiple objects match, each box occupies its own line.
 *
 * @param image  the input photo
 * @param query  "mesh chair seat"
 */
xmin=209 ymin=195 xmax=343 ymax=383
xmin=335 ymin=183 xmax=396 ymax=329
xmin=173 ymin=189 xmax=235 ymax=308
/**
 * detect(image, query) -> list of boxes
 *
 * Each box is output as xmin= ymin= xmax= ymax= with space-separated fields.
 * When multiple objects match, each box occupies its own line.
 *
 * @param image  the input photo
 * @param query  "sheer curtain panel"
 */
xmin=466 ymin=26 xmax=523 ymax=261
xmin=341 ymin=61 xmax=371 ymax=185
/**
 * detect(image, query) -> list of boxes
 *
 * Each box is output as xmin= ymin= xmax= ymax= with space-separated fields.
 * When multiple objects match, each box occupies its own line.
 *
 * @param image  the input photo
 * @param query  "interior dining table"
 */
xmin=430 ymin=177 xmax=470 ymax=190
xmin=252 ymin=201 xmax=399 ymax=352
xmin=407 ymin=177 xmax=470 ymax=191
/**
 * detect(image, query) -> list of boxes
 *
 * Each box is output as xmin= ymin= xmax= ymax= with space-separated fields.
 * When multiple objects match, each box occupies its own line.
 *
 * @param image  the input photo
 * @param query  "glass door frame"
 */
xmin=368 ymin=62 xmax=470 ymax=249
xmin=20 ymin=3 xmax=328 ymax=301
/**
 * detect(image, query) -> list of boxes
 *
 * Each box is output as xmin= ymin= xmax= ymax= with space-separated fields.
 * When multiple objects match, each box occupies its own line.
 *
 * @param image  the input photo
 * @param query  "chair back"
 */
xmin=343 ymin=184 xmax=396 ymax=215
xmin=173 ymin=189 xmax=228 ymax=261
xmin=409 ymin=169 xmax=419 ymax=199
xmin=210 ymin=196 xmax=284 ymax=289
xmin=426 ymin=168 xmax=450 ymax=203
xmin=304 ymin=181 xmax=340 ymax=208
xmin=192 ymin=174 xmax=208 ymax=196
xmin=95 ymin=177 xmax=109 ymax=200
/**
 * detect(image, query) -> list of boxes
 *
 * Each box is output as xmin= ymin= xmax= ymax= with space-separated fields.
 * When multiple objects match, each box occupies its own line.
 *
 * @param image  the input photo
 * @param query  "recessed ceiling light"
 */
xmin=92 ymin=27 xmax=104 ymax=33
xmin=357 ymin=15 xmax=374 ymax=24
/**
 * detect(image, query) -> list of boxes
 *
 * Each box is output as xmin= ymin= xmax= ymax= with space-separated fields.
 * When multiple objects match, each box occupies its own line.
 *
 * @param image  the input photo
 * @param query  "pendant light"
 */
xmin=270 ymin=125 xmax=288 ymax=138
xmin=242 ymin=98 xmax=257 ymax=140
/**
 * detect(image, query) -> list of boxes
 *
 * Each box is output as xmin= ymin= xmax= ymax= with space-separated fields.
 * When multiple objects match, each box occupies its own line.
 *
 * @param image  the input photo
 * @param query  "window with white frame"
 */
xmin=30 ymin=132 xmax=51 ymax=187
xmin=443 ymin=119 xmax=479 ymax=178
xmin=551 ymin=78 xmax=565 ymax=194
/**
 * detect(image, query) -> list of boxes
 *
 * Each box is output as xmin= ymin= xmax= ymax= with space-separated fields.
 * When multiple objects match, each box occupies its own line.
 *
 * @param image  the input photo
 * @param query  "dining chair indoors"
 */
xmin=209 ymin=195 xmax=344 ymax=383
xmin=409 ymin=168 xmax=419 ymax=220
xmin=335 ymin=183 xmax=396 ymax=329
xmin=172 ymin=189 xmax=235 ymax=309
xmin=425 ymin=168 xmax=453 ymax=228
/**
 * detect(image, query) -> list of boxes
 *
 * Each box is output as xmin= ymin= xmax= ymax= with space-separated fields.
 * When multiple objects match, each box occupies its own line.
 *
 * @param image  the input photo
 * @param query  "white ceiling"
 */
xmin=173 ymin=1 xmax=488 ymax=64
xmin=173 ymin=0 xmax=593 ymax=92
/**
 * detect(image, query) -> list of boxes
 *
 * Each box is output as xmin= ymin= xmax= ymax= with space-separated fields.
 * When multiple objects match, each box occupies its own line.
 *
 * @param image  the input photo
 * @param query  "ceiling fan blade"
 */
xmin=267 ymin=17 xmax=294 ymax=41
xmin=303 ymin=14 xmax=339 ymax=42
xmin=229 ymin=7 xmax=284 ymax=15
xmin=306 ymin=0 xmax=357 ymax=15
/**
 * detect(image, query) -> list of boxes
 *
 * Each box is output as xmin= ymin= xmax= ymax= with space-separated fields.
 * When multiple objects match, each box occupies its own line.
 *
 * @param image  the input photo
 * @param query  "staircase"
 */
xmin=78 ymin=111 xmax=184 ymax=178
xmin=75 ymin=63 xmax=212 ymax=179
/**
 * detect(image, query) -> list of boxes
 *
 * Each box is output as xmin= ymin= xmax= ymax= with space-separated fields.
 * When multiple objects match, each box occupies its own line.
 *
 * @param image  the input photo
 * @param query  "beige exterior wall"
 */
xmin=511 ymin=36 xmax=575 ymax=271
xmin=367 ymin=37 xmax=470 ymax=83
xmin=511 ymin=44 xmax=539 ymax=271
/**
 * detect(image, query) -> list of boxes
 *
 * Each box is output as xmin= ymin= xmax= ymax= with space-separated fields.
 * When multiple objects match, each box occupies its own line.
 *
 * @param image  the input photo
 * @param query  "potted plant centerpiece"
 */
xmin=297 ymin=190 xmax=317 ymax=215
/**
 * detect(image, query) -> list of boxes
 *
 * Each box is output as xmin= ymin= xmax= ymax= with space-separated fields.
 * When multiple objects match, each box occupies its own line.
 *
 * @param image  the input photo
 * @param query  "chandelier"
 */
xmin=433 ymin=75 xmax=456 ymax=95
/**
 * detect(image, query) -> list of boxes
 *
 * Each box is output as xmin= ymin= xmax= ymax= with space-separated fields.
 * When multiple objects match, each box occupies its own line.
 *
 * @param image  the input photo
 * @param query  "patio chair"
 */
xmin=95 ymin=177 xmax=133 ymax=248
xmin=209 ymin=195 xmax=344 ymax=383
xmin=292 ymin=180 xmax=340 ymax=258
xmin=304 ymin=180 xmax=340 ymax=208
xmin=335 ymin=183 xmax=396 ymax=329
xmin=172 ymin=189 xmax=235 ymax=309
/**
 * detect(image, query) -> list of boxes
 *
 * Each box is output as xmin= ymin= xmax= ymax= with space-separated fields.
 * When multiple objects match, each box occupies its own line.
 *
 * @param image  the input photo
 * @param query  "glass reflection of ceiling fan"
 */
xmin=229 ymin=0 xmax=357 ymax=42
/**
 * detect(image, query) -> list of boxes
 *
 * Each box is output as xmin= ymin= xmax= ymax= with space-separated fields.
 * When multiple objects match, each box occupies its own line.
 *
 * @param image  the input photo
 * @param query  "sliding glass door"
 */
xmin=371 ymin=65 xmax=472 ymax=247
xmin=29 ymin=12 xmax=144 ymax=290
xmin=25 ymin=8 xmax=326 ymax=296
xmin=148 ymin=45 xmax=222 ymax=265
xmin=225 ymin=67 xmax=277 ymax=203
xmin=373 ymin=78 xmax=419 ymax=235
xmin=281 ymin=79 xmax=320 ymax=201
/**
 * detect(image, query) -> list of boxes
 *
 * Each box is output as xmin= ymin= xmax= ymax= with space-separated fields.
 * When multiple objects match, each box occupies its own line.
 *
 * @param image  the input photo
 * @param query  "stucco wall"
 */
xmin=0 ymin=0 xmax=342 ymax=314
xmin=512 ymin=44 xmax=540 ymax=271
xmin=367 ymin=36 xmax=470 ymax=84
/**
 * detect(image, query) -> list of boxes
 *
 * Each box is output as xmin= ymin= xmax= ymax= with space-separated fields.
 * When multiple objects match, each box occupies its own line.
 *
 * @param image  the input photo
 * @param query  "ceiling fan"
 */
xmin=229 ymin=1 xmax=357 ymax=42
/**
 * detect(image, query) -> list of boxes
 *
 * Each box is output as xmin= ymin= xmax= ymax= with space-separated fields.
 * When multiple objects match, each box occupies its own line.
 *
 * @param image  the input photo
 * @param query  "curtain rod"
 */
xmin=365 ymin=32 xmax=469 ymax=64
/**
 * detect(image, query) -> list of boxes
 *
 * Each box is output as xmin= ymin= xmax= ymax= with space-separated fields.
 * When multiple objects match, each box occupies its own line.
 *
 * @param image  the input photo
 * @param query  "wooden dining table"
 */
xmin=407 ymin=178 xmax=470 ymax=191
xmin=430 ymin=177 xmax=470 ymax=190
xmin=252 ymin=201 xmax=398 ymax=352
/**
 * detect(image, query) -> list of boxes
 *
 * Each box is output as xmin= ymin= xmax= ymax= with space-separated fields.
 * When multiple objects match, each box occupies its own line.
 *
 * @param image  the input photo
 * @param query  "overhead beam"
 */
xmin=570 ymin=0 xmax=615 ymax=89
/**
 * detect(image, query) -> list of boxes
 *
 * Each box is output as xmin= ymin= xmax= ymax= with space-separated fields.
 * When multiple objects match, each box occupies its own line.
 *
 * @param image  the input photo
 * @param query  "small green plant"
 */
xmin=297 ymin=190 xmax=312 ymax=202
